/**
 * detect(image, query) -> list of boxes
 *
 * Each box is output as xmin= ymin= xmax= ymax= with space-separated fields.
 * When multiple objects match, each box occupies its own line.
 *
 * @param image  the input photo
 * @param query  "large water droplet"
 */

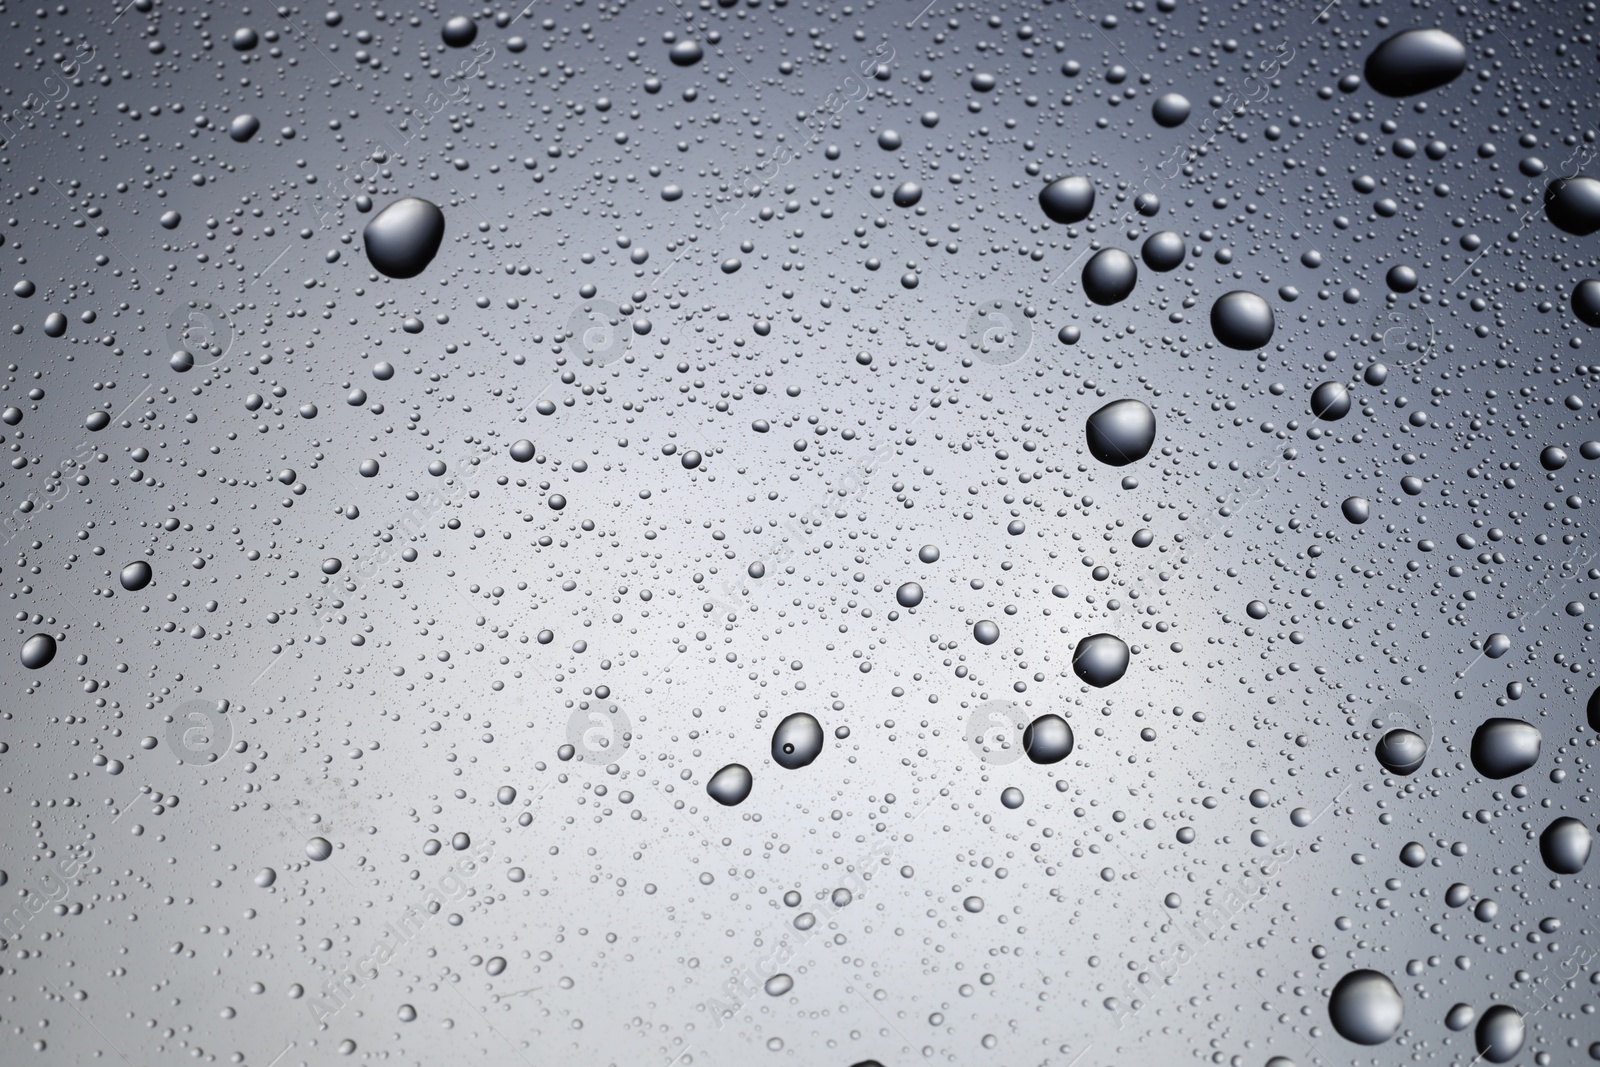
xmin=440 ymin=15 xmax=477 ymax=47
xmin=896 ymin=581 xmax=924 ymax=607
xmin=706 ymin=763 xmax=753 ymax=806
xmin=1072 ymin=634 xmax=1129 ymax=688
xmin=763 ymin=973 xmax=794 ymax=996
xmin=363 ymin=197 xmax=446 ymax=279
xmin=1363 ymin=28 xmax=1466 ymax=96
xmin=120 ymin=561 xmax=153 ymax=591
xmin=1141 ymin=230 xmax=1186 ymax=272
xmin=1374 ymin=729 xmax=1427 ymax=775
xmin=669 ymin=39 xmax=704 ymax=66
xmin=1085 ymin=399 xmax=1156 ymax=466
xmin=305 ymin=837 xmax=333 ymax=861
xmin=1210 ymin=290 xmax=1275 ymax=350
xmin=21 ymin=633 xmax=56 ymax=670
xmin=771 ymin=713 xmax=824 ymax=769
xmin=1538 ymin=816 xmax=1592 ymax=874
xmin=1022 ymin=714 xmax=1074 ymax=764
xmin=1470 ymin=718 xmax=1541 ymax=779
xmin=1474 ymin=1004 xmax=1525 ymax=1064
xmin=1310 ymin=382 xmax=1351 ymax=421
xmin=1038 ymin=176 xmax=1094 ymax=224
xmin=1081 ymin=248 xmax=1137 ymax=305
xmin=1327 ymin=969 xmax=1404 ymax=1045
xmin=1151 ymin=92 xmax=1190 ymax=127
xmin=1572 ymin=279 xmax=1600 ymax=327
xmin=1544 ymin=176 xmax=1600 ymax=236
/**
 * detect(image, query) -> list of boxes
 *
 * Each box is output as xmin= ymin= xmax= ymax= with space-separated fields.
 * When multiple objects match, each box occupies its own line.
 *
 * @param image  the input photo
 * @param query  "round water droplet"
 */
xmin=1038 ymin=175 xmax=1094 ymax=224
xmin=764 ymin=973 xmax=794 ymax=996
xmin=363 ymin=197 xmax=446 ymax=279
xmin=706 ymin=763 xmax=753 ymax=806
xmin=918 ymin=544 xmax=940 ymax=564
xmin=1446 ymin=1003 xmax=1476 ymax=1031
xmin=305 ymin=837 xmax=333 ymax=861
xmin=441 ymin=15 xmax=477 ymax=47
xmin=120 ymin=561 xmax=153 ymax=591
xmin=1538 ymin=816 xmax=1591 ymax=874
xmin=321 ymin=558 xmax=342 ymax=575
xmin=1081 ymin=248 xmax=1137 ymax=306
xmin=1572 ymin=279 xmax=1600 ymax=327
xmin=1141 ymin=230 xmax=1186 ymax=272
xmin=1151 ymin=92 xmax=1191 ymax=127
xmin=496 ymin=786 xmax=517 ymax=805
xmin=1363 ymin=28 xmax=1466 ymax=97
xmin=772 ymin=713 xmax=824 ymax=769
xmin=962 ymin=895 xmax=984 ymax=913
xmin=1341 ymin=497 xmax=1371 ymax=525
xmin=1022 ymin=714 xmax=1074 ymax=764
xmin=1474 ymin=1004 xmax=1525 ymax=1064
xmin=973 ymin=620 xmax=1000 ymax=645
xmin=1375 ymin=728 xmax=1427 ymax=775
xmin=896 ymin=581 xmax=924 ymax=607
xmin=21 ymin=633 xmax=56 ymax=670
xmin=1540 ymin=445 xmax=1568 ymax=471
xmin=1072 ymin=633 xmax=1129 ymax=688
xmin=1545 ymin=176 xmax=1600 ymax=237
xmin=510 ymin=439 xmax=535 ymax=462
xmin=229 ymin=114 xmax=260 ymax=142
xmin=1327 ymin=969 xmax=1404 ymax=1045
xmin=398 ymin=1004 xmax=417 ymax=1022
xmin=1399 ymin=842 xmax=1425 ymax=868
xmin=1210 ymin=290 xmax=1275 ymax=350
xmin=1084 ymin=398 xmax=1156 ymax=466
xmin=254 ymin=867 xmax=277 ymax=888
xmin=1310 ymin=382 xmax=1351 ymax=421
xmin=1470 ymin=718 xmax=1541 ymax=779
xmin=43 ymin=312 xmax=66 ymax=337
xmin=486 ymin=956 xmax=506 ymax=976
xmin=1000 ymin=786 xmax=1024 ymax=809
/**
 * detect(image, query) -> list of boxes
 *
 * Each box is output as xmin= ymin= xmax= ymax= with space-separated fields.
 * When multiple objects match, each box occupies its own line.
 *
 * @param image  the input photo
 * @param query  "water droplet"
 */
xmin=669 ymin=39 xmax=704 ymax=66
xmin=1151 ymin=92 xmax=1191 ymax=127
xmin=1310 ymin=382 xmax=1351 ymax=421
xmin=999 ymin=786 xmax=1024 ymax=809
xmin=1470 ymin=718 xmax=1541 ymax=779
xmin=228 ymin=114 xmax=260 ymax=142
xmin=510 ymin=439 xmax=535 ymax=462
xmin=1072 ymin=633 xmax=1129 ymax=688
xmin=486 ymin=956 xmax=506 ymax=976
xmin=254 ymin=867 xmax=276 ymax=888
xmin=21 ymin=633 xmax=56 ymax=670
xmin=1572 ymin=279 xmax=1600 ymax=327
xmin=918 ymin=544 xmax=940 ymax=564
xmin=1538 ymin=816 xmax=1591 ymax=874
xmin=962 ymin=895 xmax=984 ymax=913
xmin=305 ymin=837 xmax=333 ymax=861
xmin=1375 ymin=729 xmax=1427 ymax=775
xmin=1141 ymin=230 xmax=1186 ymax=272
xmin=1474 ymin=1004 xmax=1526 ymax=1064
xmin=1545 ymin=176 xmax=1600 ymax=236
xmin=772 ymin=713 xmax=824 ymax=769
xmin=1081 ymin=248 xmax=1138 ymax=306
xmin=1327 ymin=969 xmax=1404 ymax=1045
xmin=1211 ymin=290 xmax=1275 ymax=350
xmin=706 ymin=763 xmax=753 ymax=806
xmin=120 ymin=561 xmax=153 ymax=591
xmin=1084 ymin=398 xmax=1156 ymax=466
xmin=441 ymin=15 xmax=477 ymax=47
xmin=973 ymin=620 xmax=999 ymax=645
xmin=1022 ymin=714 xmax=1074 ymax=764
xmin=764 ymin=973 xmax=793 ymax=996
xmin=1038 ymin=176 xmax=1094 ymax=224
xmin=896 ymin=581 xmax=924 ymax=607
xmin=1341 ymin=497 xmax=1371 ymax=525
xmin=363 ymin=197 xmax=446 ymax=279
xmin=1363 ymin=28 xmax=1466 ymax=97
